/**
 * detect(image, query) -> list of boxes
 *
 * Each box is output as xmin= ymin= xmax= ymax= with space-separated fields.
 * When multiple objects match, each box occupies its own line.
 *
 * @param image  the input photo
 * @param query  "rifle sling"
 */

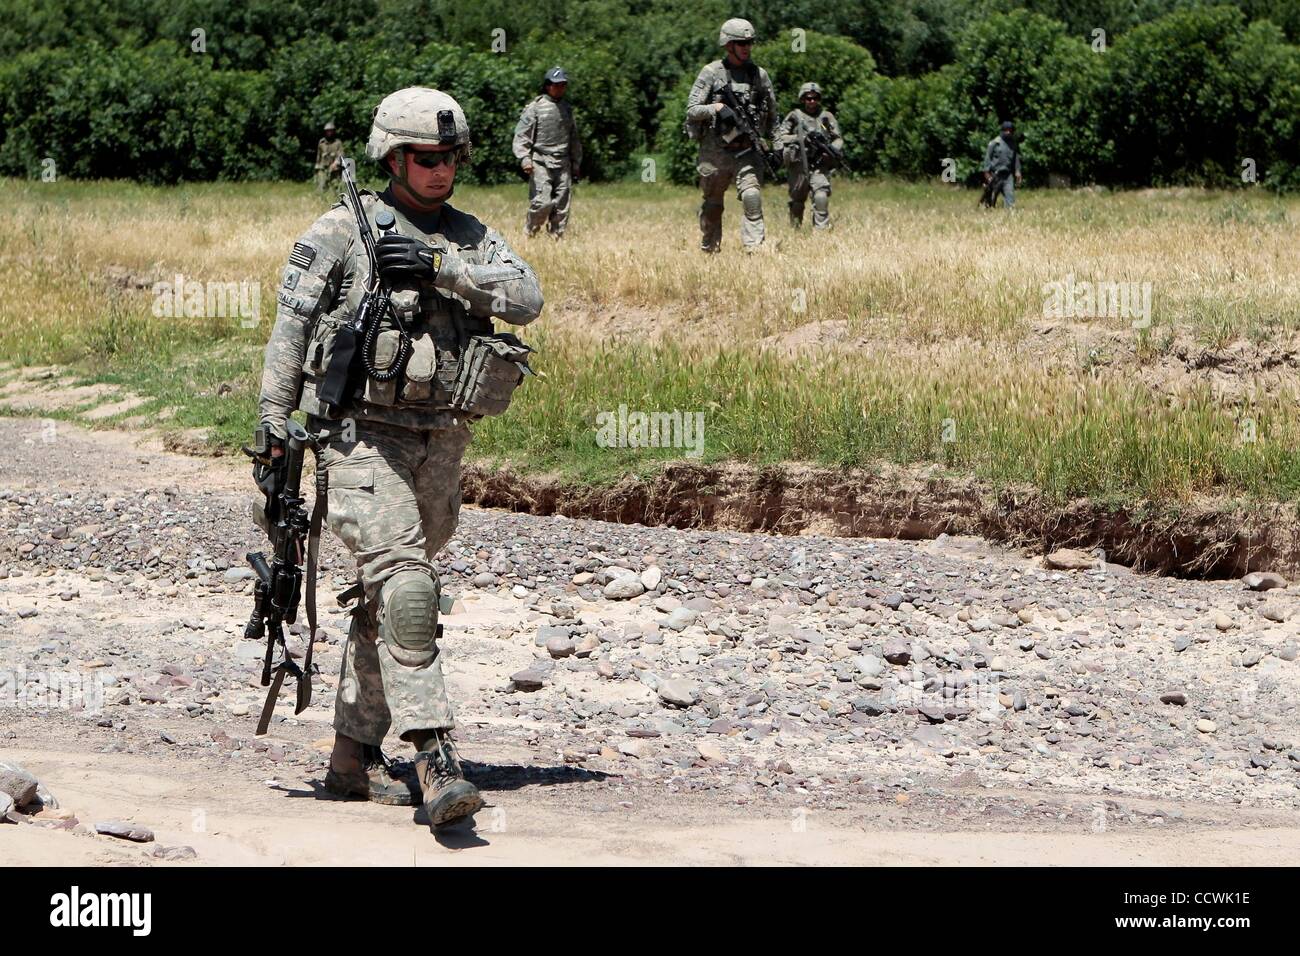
xmin=297 ymin=460 xmax=327 ymax=714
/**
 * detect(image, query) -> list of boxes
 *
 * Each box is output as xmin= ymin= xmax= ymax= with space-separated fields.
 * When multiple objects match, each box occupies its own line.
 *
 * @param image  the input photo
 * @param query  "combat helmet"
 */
xmin=366 ymin=87 xmax=473 ymax=170
xmin=799 ymin=82 xmax=822 ymax=98
xmin=719 ymin=18 xmax=756 ymax=46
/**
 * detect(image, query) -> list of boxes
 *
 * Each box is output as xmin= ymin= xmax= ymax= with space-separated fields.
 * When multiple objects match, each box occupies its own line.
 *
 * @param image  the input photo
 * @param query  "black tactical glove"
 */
xmin=375 ymin=234 xmax=444 ymax=281
xmin=715 ymin=105 xmax=737 ymax=128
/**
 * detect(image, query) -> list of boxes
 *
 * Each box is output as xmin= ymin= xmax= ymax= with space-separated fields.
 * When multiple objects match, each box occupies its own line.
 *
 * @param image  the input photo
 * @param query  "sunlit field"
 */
xmin=3 ymin=176 xmax=1299 ymax=505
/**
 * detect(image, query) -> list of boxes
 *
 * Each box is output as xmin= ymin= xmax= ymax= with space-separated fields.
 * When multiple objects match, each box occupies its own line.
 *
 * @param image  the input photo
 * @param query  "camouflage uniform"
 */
xmin=780 ymin=93 xmax=843 ymax=230
xmin=258 ymin=181 xmax=543 ymax=746
xmin=982 ymin=133 xmax=1021 ymax=209
xmin=685 ymin=48 xmax=778 ymax=251
xmin=512 ymin=85 xmax=582 ymax=237
xmin=315 ymin=134 xmax=345 ymax=191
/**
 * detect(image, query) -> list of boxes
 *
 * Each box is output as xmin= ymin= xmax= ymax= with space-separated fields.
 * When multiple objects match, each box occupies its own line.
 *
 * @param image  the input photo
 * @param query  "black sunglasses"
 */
xmin=407 ymin=149 xmax=459 ymax=168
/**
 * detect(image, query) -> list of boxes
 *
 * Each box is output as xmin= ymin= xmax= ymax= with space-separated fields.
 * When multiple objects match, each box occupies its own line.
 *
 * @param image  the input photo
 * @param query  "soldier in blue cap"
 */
xmin=981 ymin=120 xmax=1021 ymax=209
xmin=513 ymin=67 xmax=583 ymax=237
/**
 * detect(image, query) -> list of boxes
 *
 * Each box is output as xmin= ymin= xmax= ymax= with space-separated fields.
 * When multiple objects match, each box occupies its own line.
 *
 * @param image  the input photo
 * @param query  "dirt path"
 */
xmin=2 ymin=417 xmax=1297 ymax=865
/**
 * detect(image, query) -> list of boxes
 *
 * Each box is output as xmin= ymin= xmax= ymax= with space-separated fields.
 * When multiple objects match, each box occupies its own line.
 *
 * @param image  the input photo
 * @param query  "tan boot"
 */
xmin=324 ymin=736 xmax=419 ymax=806
xmin=413 ymin=731 xmax=484 ymax=829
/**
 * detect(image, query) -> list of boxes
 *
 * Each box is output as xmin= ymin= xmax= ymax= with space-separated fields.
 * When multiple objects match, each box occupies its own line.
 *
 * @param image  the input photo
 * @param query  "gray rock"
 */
xmin=223 ymin=567 xmax=255 ymax=583
xmin=1044 ymin=549 xmax=1099 ymax=571
xmin=545 ymin=636 xmax=576 ymax=659
xmin=664 ymin=607 xmax=698 ymax=632
xmin=510 ymin=669 xmax=546 ymax=692
xmin=95 ymin=820 xmax=155 ymax=843
xmin=604 ymin=576 xmax=646 ymax=601
xmin=472 ymin=572 xmax=497 ymax=588
xmin=883 ymin=639 xmax=911 ymax=665
xmin=150 ymin=844 xmax=198 ymax=861
xmin=0 ymin=764 xmax=39 ymax=808
xmin=1160 ymin=691 xmax=1187 ymax=706
xmin=1243 ymin=571 xmax=1287 ymax=592
xmin=657 ymin=679 xmax=699 ymax=708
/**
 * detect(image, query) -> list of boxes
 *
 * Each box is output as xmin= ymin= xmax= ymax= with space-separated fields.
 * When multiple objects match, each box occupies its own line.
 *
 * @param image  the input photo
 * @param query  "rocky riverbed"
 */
xmin=2 ymin=417 xmax=1298 ymax=865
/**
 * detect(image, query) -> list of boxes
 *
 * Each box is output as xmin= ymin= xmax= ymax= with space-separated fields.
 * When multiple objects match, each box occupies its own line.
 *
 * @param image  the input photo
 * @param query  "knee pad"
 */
xmin=741 ymin=188 xmax=762 ymax=218
xmin=812 ymin=191 xmax=830 ymax=213
xmin=379 ymin=569 xmax=440 ymax=666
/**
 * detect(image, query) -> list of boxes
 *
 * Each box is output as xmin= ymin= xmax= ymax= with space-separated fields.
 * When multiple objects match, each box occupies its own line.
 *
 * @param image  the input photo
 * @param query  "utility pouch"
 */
xmin=450 ymin=333 xmax=533 ymax=418
xmin=362 ymin=329 xmax=401 ymax=405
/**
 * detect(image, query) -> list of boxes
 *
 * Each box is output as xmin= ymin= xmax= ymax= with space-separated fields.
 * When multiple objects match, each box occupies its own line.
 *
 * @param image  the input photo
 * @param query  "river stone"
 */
xmin=95 ymin=820 xmax=155 ymax=842
xmin=0 ymin=764 xmax=39 ymax=808
xmin=1243 ymin=571 xmax=1287 ymax=592
xmin=604 ymin=576 xmax=645 ymax=600
xmin=1044 ymin=549 xmax=1099 ymax=571
xmin=640 ymin=566 xmax=662 ymax=591
xmin=657 ymin=679 xmax=699 ymax=708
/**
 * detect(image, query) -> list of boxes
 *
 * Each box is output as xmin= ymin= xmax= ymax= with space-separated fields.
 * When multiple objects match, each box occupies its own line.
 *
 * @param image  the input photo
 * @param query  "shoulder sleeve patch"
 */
xmin=289 ymin=242 xmax=316 ymax=271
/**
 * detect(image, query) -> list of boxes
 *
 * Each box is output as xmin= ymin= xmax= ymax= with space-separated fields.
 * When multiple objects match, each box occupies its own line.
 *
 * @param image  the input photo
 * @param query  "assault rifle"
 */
xmin=716 ymin=84 xmax=783 ymax=180
xmin=243 ymin=420 xmax=324 ymax=735
xmin=316 ymin=158 xmax=409 ymax=414
xmin=979 ymin=168 xmax=1012 ymax=207
xmin=804 ymin=128 xmax=842 ymax=171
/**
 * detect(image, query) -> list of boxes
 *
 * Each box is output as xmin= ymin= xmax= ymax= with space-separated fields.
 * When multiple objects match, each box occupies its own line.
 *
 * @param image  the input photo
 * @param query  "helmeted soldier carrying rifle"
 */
xmin=251 ymin=87 xmax=543 ymax=831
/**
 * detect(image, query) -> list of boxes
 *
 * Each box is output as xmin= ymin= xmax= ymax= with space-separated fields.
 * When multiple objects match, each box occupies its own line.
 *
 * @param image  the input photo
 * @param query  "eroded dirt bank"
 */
xmin=464 ymin=461 xmax=1300 ymax=580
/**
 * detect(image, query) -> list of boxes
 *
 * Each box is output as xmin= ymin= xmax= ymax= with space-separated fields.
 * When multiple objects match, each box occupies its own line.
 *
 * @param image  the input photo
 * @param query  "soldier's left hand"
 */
xmin=1015 ymin=174 xmax=1022 ymax=186
xmin=375 ymin=233 xmax=445 ymax=280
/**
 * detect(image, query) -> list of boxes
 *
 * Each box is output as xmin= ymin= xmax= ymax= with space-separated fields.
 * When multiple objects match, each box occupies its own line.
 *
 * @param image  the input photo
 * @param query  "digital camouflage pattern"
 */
xmin=315 ymin=136 xmax=345 ymax=191
xmin=685 ymin=58 xmax=778 ymax=251
xmin=513 ymin=93 xmax=582 ymax=237
xmin=258 ymin=143 xmax=542 ymax=744
xmin=780 ymin=105 xmax=843 ymax=229
xmin=325 ymin=419 xmax=470 ymax=742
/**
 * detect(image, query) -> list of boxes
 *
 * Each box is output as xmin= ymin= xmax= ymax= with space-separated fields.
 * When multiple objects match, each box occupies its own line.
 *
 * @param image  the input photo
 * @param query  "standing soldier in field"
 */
xmin=314 ymin=121 xmax=345 ymax=191
xmin=980 ymin=119 xmax=1021 ymax=210
xmin=255 ymin=87 xmax=543 ymax=830
xmin=779 ymin=82 xmax=844 ymax=230
xmin=513 ymin=67 xmax=583 ymax=238
xmin=684 ymin=18 xmax=779 ymax=253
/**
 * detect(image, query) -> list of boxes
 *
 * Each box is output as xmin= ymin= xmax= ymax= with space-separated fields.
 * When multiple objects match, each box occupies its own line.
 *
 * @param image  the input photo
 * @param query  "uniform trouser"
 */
xmin=526 ymin=162 xmax=573 ymax=236
xmin=997 ymin=175 xmax=1016 ymax=209
xmin=788 ymin=168 xmax=832 ymax=229
xmin=315 ymin=169 xmax=338 ymax=191
xmin=697 ymin=146 xmax=765 ymax=252
xmin=317 ymin=417 xmax=472 ymax=745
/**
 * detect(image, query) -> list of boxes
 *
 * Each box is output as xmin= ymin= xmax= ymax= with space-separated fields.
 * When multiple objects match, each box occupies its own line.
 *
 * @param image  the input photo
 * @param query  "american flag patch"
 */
xmin=288 ymin=242 xmax=316 ymax=270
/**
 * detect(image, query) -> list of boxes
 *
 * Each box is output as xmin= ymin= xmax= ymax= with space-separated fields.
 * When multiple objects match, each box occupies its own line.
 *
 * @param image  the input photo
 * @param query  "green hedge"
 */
xmin=4 ymin=5 xmax=1300 ymax=189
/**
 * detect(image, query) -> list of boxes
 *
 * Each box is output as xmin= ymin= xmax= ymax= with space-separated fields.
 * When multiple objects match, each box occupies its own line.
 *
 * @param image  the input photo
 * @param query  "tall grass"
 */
xmin=2 ymin=176 xmax=1299 ymax=505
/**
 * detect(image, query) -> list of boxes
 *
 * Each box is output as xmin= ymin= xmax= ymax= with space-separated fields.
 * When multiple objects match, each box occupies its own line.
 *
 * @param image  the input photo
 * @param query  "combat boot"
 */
xmin=414 ymin=731 xmax=484 ymax=829
xmin=324 ymin=740 xmax=420 ymax=806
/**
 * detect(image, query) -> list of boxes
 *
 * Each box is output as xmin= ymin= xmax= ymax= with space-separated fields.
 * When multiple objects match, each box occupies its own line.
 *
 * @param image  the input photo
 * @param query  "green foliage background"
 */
xmin=1 ymin=0 xmax=1298 ymax=188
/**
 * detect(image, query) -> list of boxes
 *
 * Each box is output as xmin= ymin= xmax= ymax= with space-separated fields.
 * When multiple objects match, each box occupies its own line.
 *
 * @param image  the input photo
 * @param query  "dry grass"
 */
xmin=2 ymin=176 xmax=1299 ymax=504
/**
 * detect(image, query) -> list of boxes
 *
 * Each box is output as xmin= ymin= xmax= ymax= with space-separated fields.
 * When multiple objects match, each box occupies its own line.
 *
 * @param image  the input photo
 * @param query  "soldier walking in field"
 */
xmin=684 ymin=18 xmax=779 ymax=253
xmin=513 ymin=67 xmax=583 ymax=238
xmin=314 ymin=121 xmax=345 ymax=191
xmin=254 ymin=87 xmax=543 ymax=830
xmin=981 ymin=120 xmax=1021 ymax=210
xmin=779 ymin=82 xmax=844 ymax=230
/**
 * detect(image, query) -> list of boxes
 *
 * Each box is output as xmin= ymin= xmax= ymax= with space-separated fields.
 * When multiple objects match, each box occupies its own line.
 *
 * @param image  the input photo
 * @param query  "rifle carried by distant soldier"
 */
xmin=716 ymin=83 xmax=783 ymax=180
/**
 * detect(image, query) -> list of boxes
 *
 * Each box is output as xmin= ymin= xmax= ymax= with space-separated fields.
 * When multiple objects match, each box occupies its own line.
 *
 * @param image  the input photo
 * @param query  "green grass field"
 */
xmin=3 ymin=176 xmax=1299 ymax=507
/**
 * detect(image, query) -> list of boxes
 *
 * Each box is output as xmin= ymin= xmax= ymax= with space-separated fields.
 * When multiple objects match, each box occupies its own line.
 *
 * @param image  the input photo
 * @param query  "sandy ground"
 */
xmin=1 ymin=417 xmax=1297 ymax=866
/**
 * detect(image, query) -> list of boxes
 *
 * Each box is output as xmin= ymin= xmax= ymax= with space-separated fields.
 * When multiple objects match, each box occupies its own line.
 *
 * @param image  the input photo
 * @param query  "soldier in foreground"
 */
xmin=255 ymin=88 xmax=543 ymax=830
xmin=314 ymin=121 xmax=344 ymax=191
xmin=981 ymin=120 xmax=1021 ymax=209
xmin=684 ymin=18 xmax=779 ymax=253
xmin=779 ymin=82 xmax=844 ymax=230
xmin=513 ymin=67 xmax=583 ymax=238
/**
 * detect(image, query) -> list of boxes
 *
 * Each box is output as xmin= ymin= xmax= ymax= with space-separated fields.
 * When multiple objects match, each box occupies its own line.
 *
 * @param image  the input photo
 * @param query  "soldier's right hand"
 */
xmin=522 ymin=160 xmax=534 ymax=175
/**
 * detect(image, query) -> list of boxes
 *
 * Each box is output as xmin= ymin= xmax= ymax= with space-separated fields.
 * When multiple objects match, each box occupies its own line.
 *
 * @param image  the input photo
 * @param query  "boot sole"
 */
xmin=424 ymin=781 xmax=485 ymax=829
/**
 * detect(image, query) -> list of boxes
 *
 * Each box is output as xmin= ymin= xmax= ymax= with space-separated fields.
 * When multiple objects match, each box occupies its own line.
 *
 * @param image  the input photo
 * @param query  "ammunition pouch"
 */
xmin=450 ymin=333 xmax=533 ymax=418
